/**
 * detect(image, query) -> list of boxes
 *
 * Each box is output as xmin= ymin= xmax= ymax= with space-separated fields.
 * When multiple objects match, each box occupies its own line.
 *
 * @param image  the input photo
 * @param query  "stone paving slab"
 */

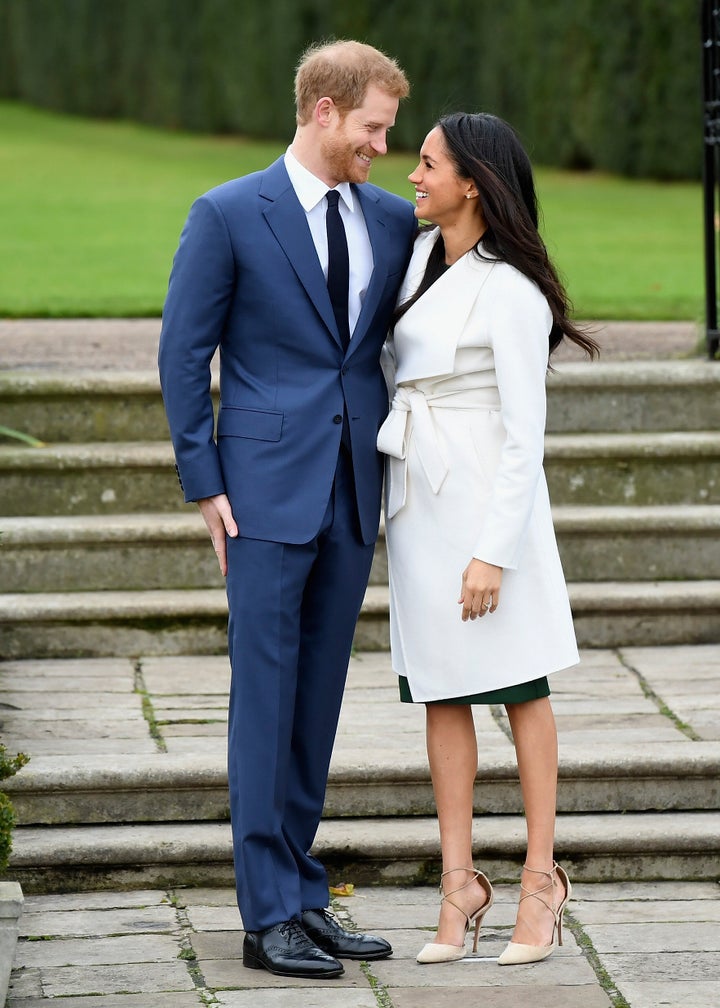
xmin=5 ymin=646 xmax=720 ymax=768
xmin=389 ymin=990 xmax=612 ymax=1008
xmin=4 ymin=739 xmax=159 ymax=756
xmin=12 ymin=961 xmax=195 ymax=997
xmin=15 ymin=904 xmax=177 ymax=938
xmin=15 ymin=934 xmax=180 ymax=968
xmin=4 ymin=705 xmax=142 ymax=721
xmin=586 ymin=920 xmax=720 ymax=954
xmin=0 ymin=693 xmax=140 ymax=711
xmin=8 ymin=998 xmax=203 ymax=1008
xmin=5 ymin=718 xmax=150 ymax=739
xmin=615 ymin=981 xmax=719 ymax=1008
xmin=594 ymin=950 xmax=720 ymax=983
xmin=215 ymin=992 xmax=378 ymax=1007
xmin=576 ymin=898 xmax=720 ymax=924
xmin=0 ymin=676 xmax=133 ymax=694
xmin=0 ymin=658 xmax=137 ymax=677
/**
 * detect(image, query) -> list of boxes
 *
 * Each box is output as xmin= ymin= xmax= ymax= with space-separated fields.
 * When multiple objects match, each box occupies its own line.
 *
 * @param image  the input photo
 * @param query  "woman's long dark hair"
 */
xmin=395 ymin=112 xmax=598 ymax=359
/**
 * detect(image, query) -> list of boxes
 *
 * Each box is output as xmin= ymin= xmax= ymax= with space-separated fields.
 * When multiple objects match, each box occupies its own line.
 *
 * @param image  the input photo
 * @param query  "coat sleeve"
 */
xmin=472 ymin=267 xmax=552 ymax=569
xmin=158 ymin=194 xmax=235 ymax=503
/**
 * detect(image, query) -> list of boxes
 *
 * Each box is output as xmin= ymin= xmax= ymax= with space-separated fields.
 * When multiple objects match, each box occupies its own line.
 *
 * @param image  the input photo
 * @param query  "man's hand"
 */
xmin=197 ymin=494 xmax=238 ymax=576
xmin=459 ymin=559 xmax=502 ymax=621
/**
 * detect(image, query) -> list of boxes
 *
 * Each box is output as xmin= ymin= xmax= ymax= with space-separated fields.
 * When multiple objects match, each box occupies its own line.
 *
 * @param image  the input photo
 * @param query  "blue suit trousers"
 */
xmin=225 ymin=448 xmax=375 ymax=931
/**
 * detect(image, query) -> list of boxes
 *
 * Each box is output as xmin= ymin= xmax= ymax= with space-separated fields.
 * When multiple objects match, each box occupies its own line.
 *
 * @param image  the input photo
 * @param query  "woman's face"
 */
xmin=408 ymin=126 xmax=477 ymax=226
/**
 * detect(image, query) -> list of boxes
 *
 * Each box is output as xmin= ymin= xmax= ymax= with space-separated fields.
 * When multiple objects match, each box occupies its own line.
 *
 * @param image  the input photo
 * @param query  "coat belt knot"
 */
xmin=377 ymin=386 xmax=450 ymax=518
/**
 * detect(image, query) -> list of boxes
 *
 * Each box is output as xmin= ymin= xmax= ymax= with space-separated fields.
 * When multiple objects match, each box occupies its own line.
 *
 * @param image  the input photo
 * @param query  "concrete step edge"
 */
xmin=6 ymin=742 xmax=718 ymax=798
xmin=2 ymin=359 xmax=718 ymax=396
xmin=0 ymin=588 xmax=230 ymax=621
xmin=548 ymin=359 xmax=720 ymax=387
xmin=3 ymin=581 xmax=720 ymax=622
xmin=10 ymin=811 xmax=720 ymax=870
xmin=2 ymin=432 xmax=720 ymax=468
xmin=546 ymin=431 xmax=720 ymax=457
xmin=0 ymin=371 xmax=165 ymax=396
xmin=0 ymin=442 xmax=174 ymax=468
xmin=2 ymin=505 xmax=720 ymax=544
xmin=0 ymin=512 xmax=208 ymax=544
xmin=8 ymin=753 xmax=719 ymax=825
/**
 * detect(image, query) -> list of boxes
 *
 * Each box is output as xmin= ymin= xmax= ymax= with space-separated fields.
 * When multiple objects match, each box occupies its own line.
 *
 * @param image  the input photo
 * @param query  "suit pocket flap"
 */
xmin=217 ymin=406 xmax=283 ymax=441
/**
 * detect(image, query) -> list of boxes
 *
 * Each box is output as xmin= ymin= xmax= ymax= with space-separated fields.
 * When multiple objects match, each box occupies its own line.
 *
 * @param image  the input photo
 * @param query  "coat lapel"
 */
xmin=394 ymin=230 xmax=498 ymax=383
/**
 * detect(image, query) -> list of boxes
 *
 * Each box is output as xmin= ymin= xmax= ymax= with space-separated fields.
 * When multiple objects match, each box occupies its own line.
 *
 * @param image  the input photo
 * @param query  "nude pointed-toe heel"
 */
xmin=497 ymin=862 xmax=572 ymax=966
xmin=417 ymin=868 xmax=494 ymax=964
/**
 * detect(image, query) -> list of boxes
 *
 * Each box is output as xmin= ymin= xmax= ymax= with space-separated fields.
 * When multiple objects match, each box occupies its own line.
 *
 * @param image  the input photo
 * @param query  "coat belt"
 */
xmin=377 ymin=385 xmax=500 ymax=519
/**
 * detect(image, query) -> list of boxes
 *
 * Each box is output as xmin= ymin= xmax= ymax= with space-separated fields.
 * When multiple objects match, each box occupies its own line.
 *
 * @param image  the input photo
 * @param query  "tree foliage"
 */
xmin=0 ymin=0 xmax=702 ymax=178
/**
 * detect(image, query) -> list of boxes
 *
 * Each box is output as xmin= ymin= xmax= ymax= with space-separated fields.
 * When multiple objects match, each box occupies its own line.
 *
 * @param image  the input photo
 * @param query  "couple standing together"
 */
xmin=159 ymin=39 xmax=598 ymax=979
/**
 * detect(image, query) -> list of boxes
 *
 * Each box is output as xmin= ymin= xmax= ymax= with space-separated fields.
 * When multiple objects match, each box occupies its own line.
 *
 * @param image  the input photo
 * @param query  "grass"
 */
xmin=0 ymin=100 xmax=705 ymax=320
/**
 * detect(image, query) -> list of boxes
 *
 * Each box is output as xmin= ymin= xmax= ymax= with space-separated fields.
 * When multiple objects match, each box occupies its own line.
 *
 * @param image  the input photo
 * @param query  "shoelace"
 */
xmin=278 ymin=918 xmax=312 ymax=945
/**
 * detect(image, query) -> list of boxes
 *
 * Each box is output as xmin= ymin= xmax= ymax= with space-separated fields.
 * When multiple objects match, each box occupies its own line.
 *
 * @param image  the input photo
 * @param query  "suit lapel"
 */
xmin=259 ymin=161 xmax=396 ymax=356
xmin=260 ymin=159 xmax=342 ymax=347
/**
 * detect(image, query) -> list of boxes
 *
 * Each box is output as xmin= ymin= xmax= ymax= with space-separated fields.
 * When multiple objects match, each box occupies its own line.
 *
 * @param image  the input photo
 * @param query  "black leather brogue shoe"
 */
xmin=301 ymin=907 xmax=393 ymax=961
xmin=243 ymin=918 xmax=344 ymax=978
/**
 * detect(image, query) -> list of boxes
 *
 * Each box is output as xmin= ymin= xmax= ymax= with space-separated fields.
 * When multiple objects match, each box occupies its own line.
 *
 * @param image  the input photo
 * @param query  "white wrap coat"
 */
xmin=377 ymin=229 xmax=578 ymax=702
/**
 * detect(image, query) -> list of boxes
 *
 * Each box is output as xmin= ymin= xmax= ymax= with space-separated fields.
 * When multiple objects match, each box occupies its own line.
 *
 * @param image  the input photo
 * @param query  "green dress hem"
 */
xmin=398 ymin=675 xmax=550 ymax=705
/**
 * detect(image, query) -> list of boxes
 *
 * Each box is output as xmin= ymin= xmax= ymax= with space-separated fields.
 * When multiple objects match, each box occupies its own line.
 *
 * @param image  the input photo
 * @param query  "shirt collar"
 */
xmin=284 ymin=147 xmax=356 ymax=213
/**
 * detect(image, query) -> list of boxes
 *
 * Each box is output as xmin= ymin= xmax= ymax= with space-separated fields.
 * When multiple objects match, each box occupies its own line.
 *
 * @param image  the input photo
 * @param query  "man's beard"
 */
xmin=321 ymin=137 xmax=373 ymax=184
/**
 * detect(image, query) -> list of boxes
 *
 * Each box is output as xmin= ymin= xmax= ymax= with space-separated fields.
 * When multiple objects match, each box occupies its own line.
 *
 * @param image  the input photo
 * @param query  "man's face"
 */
xmin=320 ymin=84 xmax=399 ymax=186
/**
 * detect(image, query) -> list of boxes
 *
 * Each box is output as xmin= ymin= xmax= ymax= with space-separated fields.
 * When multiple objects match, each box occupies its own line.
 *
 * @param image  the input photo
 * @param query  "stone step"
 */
xmin=544 ymin=431 xmax=720 ymax=505
xmin=0 ymin=512 xmax=385 ymax=591
xmin=2 ymin=431 xmax=719 ymax=515
xmin=0 ymin=371 xmax=175 ymax=444
xmin=545 ymin=359 xmax=720 ymax=433
xmin=2 ymin=581 xmax=720 ymax=658
xmin=0 ymin=442 xmax=180 ymax=516
xmin=1 ymin=505 xmax=718 ymax=593
xmin=553 ymin=504 xmax=720 ymax=580
xmin=3 ymin=361 xmax=719 ymax=442
xmin=9 ymin=811 xmax=720 ymax=893
xmin=6 ymin=743 xmax=718 ymax=827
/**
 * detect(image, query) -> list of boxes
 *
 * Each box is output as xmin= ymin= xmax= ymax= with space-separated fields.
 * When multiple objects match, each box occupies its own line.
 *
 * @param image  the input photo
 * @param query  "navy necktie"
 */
xmin=325 ymin=190 xmax=351 ymax=350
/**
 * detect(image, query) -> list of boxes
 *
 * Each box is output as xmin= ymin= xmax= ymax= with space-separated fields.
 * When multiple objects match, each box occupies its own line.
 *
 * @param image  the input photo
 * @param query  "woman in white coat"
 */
xmin=377 ymin=113 xmax=598 ymax=966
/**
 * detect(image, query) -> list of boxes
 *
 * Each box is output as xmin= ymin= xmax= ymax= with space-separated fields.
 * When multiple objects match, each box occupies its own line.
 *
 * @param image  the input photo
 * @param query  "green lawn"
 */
xmin=0 ymin=101 xmax=705 ymax=320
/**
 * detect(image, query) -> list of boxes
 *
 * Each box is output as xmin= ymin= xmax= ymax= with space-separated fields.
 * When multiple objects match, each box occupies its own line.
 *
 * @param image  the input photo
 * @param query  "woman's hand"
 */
xmin=459 ymin=559 xmax=502 ymax=621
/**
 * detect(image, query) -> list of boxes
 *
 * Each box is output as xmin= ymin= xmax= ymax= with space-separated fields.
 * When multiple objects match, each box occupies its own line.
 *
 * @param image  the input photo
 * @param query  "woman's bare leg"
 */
xmin=505 ymin=696 xmax=566 ymax=945
xmin=425 ymin=703 xmax=490 ymax=945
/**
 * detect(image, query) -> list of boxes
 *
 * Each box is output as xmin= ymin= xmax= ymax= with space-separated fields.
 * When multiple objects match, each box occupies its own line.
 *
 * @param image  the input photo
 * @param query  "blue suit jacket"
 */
xmin=159 ymin=157 xmax=416 ymax=546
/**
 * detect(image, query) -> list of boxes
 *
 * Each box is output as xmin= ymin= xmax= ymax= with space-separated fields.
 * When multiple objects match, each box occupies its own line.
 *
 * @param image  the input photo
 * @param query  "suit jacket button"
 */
xmin=333 ymin=414 xmax=343 ymax=424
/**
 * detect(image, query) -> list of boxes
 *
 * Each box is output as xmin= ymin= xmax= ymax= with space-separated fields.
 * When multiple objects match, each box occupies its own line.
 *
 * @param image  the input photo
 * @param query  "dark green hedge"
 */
xmin=0 ymin=0 xmax=702 ymax=178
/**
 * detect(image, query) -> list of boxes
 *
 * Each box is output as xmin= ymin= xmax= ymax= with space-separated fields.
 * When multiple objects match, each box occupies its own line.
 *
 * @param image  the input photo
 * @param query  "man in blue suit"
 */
xmin=159 ymin=40 xmax=416 ymax=979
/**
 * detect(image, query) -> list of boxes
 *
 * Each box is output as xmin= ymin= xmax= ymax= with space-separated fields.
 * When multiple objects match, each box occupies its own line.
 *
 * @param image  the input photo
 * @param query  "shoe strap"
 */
xmin=519 ymin=862 xmax=562 ymax=921
xmin=439 ymin=867 xmax=481 ymax=900
xmin=439 ymin=868 xmax=494 ymax=930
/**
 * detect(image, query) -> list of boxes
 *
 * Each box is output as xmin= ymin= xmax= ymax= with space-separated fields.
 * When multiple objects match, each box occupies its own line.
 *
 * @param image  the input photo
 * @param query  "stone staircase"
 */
xmin=1 ymin=360 xmax=720 ymax=656
xmin=1 ymin=355 xmax=720 ymax=891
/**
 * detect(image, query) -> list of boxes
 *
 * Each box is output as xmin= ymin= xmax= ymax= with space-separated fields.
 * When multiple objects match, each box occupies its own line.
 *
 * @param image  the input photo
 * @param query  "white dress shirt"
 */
xmin=284 ymin=148 xmax=374 ymax=339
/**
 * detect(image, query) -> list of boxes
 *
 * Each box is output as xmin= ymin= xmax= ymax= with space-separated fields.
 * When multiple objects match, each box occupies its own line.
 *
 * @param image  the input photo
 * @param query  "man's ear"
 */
xmin=315 ymin=97 xmax=336 ymax=127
